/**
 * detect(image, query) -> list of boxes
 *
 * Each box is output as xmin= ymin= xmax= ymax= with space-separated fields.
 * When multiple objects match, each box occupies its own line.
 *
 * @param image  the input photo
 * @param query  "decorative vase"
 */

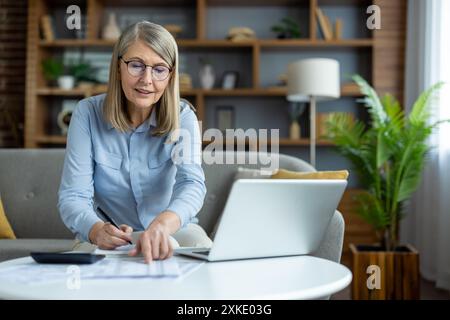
xmin=57 ymin=103 xmax=75 ymax=135
xmin=102 ymin=13 xmax=121 ymax=40
xmin=57 ymin=76 xmax=75 ymax=90
xmin=289 ymin=120 xmax=301 ymax=139
xmin=199 ymin=64 xmax=215 ymax=89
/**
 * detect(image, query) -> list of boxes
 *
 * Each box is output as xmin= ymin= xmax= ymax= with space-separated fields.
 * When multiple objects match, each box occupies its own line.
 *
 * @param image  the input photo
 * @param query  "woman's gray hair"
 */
xmin=103 ymin=21 xmax=180 ymax=142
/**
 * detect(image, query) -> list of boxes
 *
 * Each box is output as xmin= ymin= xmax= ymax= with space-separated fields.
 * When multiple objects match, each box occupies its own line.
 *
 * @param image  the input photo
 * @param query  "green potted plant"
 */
xmin=67 ymin=61 xmax=99 ymax=92
xmin=41 ymin=58 xmax=64 ymax=87
xmin=271 ymin=17 xmax=301 ymax=39
xmin=325 ymin=74 xmax=445 ymax=299
xmin=69 ymin=61 xmax=98 ymax=87
xmin=41 ymin=58 xmax=75 ymax=89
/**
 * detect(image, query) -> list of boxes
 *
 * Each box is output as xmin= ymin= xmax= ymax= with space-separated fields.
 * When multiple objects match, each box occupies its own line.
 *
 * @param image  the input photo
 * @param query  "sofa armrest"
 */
xmin=312 ymin=210 xmax=345 ymax=263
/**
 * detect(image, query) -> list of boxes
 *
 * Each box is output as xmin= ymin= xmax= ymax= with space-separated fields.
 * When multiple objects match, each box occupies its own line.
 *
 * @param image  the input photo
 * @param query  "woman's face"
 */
xmin=119 ymin=40 xmax=172 ymax=110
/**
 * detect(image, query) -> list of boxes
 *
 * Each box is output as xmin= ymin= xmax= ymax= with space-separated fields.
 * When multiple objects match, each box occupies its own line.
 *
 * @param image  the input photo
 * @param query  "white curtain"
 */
xmin=401 ymin=0 xmax=450 ymax=291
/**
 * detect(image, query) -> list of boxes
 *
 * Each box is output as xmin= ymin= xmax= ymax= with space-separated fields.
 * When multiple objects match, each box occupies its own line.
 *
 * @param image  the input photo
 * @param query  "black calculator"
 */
xmin=30 ymin=252 xmax=105 ymax=264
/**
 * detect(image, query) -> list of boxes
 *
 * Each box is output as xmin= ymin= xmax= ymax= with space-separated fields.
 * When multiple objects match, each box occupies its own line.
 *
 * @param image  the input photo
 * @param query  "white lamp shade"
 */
xmin=287 ymin=58 xmax=340 ymax=102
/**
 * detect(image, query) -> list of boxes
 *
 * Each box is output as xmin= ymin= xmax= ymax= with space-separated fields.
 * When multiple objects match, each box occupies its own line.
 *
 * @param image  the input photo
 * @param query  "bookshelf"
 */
xmin=25 ymin=0 xmax=407 ymax=266
xmin=25 ymin=0 xmax=404 ymax=148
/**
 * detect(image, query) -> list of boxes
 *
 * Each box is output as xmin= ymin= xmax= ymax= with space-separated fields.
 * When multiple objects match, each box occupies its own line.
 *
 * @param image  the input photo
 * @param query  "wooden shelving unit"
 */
xmin=25 ymin=0 xmax=406 ymax=149
xmin=26 ymin=0 xmax=396 ymax=149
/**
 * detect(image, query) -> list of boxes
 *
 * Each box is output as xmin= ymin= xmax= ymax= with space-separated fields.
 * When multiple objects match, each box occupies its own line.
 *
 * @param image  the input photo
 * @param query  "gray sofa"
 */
xmin=0 ymin=149 xmax=345 ymax=263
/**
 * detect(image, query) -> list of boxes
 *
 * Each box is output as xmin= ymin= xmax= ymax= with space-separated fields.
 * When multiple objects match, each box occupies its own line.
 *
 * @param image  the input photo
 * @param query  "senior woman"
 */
xmin=58 ymin=21 xmax=211 ymax=264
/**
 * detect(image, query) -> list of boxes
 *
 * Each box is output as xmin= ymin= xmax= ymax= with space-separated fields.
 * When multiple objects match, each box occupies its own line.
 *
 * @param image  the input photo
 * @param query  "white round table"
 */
xmin=0 ymin=255 xmax=352 ymax=299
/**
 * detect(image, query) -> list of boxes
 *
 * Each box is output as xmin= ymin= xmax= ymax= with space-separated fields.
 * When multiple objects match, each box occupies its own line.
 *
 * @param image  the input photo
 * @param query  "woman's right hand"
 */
xmin=88 ymin=221 xmax=133 ymax=249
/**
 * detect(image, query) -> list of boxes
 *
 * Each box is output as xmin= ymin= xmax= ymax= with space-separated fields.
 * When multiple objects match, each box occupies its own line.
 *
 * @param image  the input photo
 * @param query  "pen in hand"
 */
xmin=97 ymin=206 xmax=133 ymax=245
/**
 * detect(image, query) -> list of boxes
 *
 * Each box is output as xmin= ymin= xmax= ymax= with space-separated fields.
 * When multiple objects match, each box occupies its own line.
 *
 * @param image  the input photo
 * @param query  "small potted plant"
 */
xmin=271 ymin=17 xmax=301 ymax=39
xmin=41 ymin=58 xmax=63 ymax=87
xmin=69 ymin=61 xmax=98 ymax=89
xmin=325 ymin=74 xmax=445 ymax=299
xmin=41 ymin=58 xmax=75 ymax=89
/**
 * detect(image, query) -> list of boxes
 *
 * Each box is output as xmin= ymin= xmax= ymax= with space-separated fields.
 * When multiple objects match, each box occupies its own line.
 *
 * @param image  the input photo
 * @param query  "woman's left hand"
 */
xmin=129 ymin=211 xmax=181 ymax=263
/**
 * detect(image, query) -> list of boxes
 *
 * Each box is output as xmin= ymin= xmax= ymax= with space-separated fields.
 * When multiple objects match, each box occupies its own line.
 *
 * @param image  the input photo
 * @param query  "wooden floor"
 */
xmin=332 ymin=277 xmax=450 ymax=300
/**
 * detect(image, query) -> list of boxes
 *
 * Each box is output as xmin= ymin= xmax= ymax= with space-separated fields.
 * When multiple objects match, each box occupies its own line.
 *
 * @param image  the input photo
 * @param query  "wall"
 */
xmin=0 ymin=0 xmax=27 ymax=147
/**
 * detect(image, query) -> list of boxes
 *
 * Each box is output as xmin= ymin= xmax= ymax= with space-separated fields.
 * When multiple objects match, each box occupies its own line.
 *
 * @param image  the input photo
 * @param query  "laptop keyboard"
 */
xmin=193 ymin=250 xmax=210 ymax=255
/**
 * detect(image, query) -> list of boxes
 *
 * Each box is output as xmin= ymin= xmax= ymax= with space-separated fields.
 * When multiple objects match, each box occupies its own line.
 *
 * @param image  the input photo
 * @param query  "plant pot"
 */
xmin=57 ymin=76 xmax=75 ymax=90
xmin=350 ymin=243 xmax=420 ymax=300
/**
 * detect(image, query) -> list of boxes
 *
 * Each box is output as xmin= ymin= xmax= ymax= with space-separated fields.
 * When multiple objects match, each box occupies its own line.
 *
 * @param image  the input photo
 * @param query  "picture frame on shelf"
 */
xmin=215 ymin=106 xmax=235 ymax=133
xmin=316 ymin=112 xmax=354 ymax=139
xmin=221 ymin=71 xmax=239 ymax=89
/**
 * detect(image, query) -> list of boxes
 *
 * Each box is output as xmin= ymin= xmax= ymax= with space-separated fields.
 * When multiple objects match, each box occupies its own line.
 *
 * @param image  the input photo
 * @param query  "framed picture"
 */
xmin=215 ymin=106 xmax=235 ymax=132
xmin=221 ymin=71 xmax=239 ymax=89
xmin=316 ymin=112 xmax=355 ymax=139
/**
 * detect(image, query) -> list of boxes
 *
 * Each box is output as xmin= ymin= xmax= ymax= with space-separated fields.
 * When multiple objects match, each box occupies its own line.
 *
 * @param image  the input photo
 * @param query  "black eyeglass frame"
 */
xmin=119 ymin=56 xmax=172 ymax=80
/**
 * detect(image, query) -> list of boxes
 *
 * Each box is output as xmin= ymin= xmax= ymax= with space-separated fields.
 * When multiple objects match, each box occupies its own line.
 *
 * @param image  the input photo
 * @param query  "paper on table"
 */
xmin=95 ymin=244 xmax=211 ymax=256
xmin=0 ymin=262 xmax=70 ymax=285
xmin=0 ymin=256 xmax=204 ymax=285
xmin=94 ymin=244 xmax=135 ymax=256
xmin=79 ymin=257 xmax=190 ymax=279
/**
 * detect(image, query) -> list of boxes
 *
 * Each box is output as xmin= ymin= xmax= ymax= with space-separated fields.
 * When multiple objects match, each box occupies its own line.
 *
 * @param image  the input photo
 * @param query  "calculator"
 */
xmin=30 ymin=252 xmax=105 ymax=264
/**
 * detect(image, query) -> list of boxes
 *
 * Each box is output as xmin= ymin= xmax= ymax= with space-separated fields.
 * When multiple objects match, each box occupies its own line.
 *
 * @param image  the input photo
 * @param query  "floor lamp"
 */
xmin=287 ymin=58 xmax=340 ymax=168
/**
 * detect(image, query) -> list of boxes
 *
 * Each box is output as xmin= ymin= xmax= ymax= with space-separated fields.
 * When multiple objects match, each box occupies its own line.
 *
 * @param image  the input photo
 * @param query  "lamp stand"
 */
xmin=309 ymin=96 xmax=316 ymax=168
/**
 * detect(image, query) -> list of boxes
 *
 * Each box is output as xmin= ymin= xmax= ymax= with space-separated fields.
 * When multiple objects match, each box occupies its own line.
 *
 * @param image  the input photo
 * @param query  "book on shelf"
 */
xmin=315 ymin=7 xmax=333 ymax=41
xmin=324 ymin=15 xmax=333 ymax=39
xmin=341 ymin=82 xmax=361 ymax=95
xmin=335 ymin=19 xmax=343 ymax=40
xmin=40 ymin=15 xmax=55 ymax=41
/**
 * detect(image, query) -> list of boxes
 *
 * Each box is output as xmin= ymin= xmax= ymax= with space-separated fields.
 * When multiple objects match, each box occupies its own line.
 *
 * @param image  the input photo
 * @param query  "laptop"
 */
xmin=177 ymin=179 xmax=347 ymax=262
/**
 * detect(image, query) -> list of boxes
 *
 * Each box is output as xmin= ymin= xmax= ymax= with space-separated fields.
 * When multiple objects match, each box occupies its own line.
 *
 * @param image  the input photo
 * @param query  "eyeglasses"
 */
xmin=119 ymin=56 xmax=172 ymax=81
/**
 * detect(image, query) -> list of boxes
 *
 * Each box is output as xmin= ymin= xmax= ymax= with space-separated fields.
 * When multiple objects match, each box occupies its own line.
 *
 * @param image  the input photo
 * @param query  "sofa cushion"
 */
xmin=232 ymin=168 xmax=349 ymax=181
xmin=0 ymin=197 xmax=15 ymax=239
xmin=0 ymin=149 xmax=74 ymax=239
xmin=271 ymin=169 xmax=349 ymax=180
xmin=0 ymin=239 xmax=76 ymax=262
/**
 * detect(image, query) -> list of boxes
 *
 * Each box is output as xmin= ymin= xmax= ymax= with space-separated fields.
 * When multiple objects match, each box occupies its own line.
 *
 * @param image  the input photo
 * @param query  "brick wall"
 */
xmin=0 ymin=0 xmax=27 ymax=147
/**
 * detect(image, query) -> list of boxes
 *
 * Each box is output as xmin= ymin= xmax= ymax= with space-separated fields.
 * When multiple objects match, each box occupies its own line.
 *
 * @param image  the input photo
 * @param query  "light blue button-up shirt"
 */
xmin=58 ymin=93 xmax=206 ymax=242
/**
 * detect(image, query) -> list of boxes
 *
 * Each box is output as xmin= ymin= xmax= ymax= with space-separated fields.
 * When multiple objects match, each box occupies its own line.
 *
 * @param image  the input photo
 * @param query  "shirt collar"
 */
xmin=106 ymin=107 xmax=157 ymax=132
xmin=134 ymin=109 xmax=157 ymax=133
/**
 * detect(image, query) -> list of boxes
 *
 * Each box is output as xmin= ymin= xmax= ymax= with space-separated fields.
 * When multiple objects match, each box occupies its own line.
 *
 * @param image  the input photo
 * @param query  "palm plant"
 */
xmin=325 ymin=74 xmax=445 ymax=251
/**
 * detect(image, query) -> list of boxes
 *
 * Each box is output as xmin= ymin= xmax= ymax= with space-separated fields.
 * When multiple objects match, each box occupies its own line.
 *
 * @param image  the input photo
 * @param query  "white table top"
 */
xmin=0 ymin=254 xmax=352 ymax=300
